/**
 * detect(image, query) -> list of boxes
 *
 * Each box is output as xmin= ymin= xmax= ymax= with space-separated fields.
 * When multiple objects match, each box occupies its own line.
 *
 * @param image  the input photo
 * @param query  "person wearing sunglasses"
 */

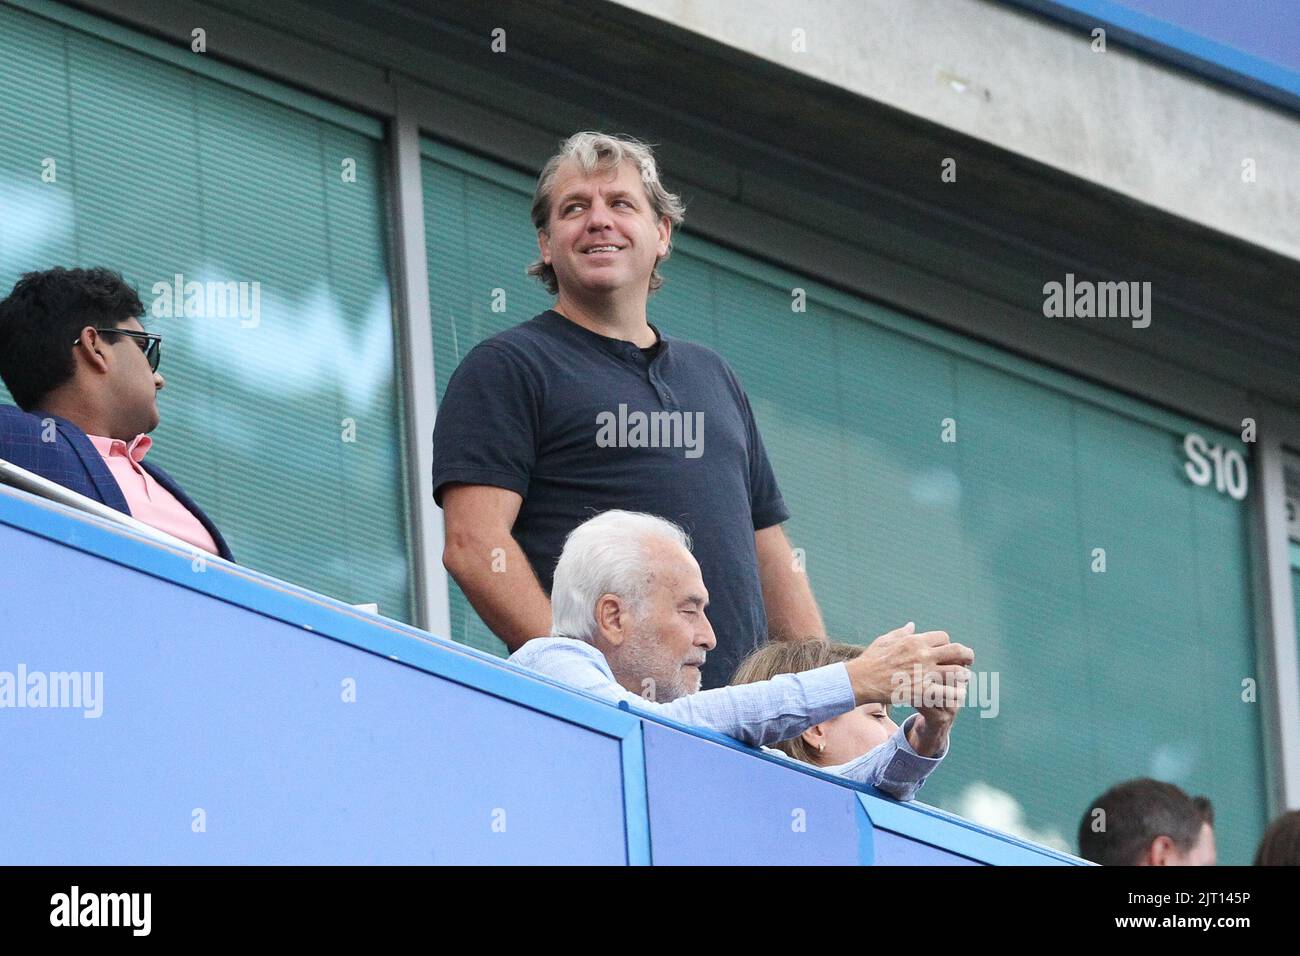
xmin=0 ymin=267 xmax=232 ymax=560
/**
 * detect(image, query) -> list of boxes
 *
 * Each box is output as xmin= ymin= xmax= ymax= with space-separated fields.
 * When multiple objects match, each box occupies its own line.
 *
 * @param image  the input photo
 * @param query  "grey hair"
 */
xmin=550 ymin=510 xmax=692 ymax=644
xmin=527 ymin=131 xmax=686 ymax=296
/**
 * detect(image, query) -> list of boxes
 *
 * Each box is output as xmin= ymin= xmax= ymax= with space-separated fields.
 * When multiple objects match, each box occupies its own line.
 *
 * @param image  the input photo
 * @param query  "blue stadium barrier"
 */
xmin=0 ymin=485 xmax=1086 ymax=865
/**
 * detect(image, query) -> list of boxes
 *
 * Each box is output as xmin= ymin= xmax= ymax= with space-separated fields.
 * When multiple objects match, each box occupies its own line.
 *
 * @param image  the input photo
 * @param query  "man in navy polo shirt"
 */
xmin=432 ymin=131 xmax=827 ymax=687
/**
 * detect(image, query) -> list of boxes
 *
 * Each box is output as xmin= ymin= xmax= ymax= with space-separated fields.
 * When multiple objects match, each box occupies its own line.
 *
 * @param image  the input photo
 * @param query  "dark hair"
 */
xmin=1077 ymin=778 xmax=1214 ymax=866
xmin=0 ymin=267 xmax=144 ymax=410
xmin=1253 ymin=810 xmax=1300 ymax=866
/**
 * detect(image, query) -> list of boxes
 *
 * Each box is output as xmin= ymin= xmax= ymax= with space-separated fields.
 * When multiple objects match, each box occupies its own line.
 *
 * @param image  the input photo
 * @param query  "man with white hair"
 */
xmin=510 ymin=510 xmax=973 ymax=799
xmin=433 ymin=131 xmax=828 ymax=689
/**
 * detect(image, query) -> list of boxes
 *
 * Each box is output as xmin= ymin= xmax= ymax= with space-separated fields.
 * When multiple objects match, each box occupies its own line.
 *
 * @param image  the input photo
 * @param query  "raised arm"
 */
xmin=513 ymin=625 xmax=973 ymax=748
xmin=634 ymin=623 xmax=973 ymax=745
xmin=518 ymin=638 xmax=857 ymax=748
xmin=814 ymin=714 xmax=948 ymax=801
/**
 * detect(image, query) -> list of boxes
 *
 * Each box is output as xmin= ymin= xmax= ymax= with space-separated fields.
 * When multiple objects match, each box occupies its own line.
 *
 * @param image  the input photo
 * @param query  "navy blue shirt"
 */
xmin=431 ymin=309 xmax=790 ymax=687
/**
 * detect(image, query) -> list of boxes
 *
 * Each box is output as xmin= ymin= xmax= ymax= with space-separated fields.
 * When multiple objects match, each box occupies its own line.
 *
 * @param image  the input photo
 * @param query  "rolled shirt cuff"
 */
xmin=878 ymin=713 xmax=947 ymax=791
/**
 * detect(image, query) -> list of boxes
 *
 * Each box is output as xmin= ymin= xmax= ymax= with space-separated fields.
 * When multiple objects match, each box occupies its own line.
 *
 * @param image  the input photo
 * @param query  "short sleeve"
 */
xmin=730 ymin=368 xmax=790 ymax=530
xmin=431 ymin=343 xmax=541 ymax=506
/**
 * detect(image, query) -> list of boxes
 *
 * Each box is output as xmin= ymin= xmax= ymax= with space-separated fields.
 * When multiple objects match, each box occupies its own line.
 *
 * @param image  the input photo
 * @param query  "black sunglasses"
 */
xmin=74 ymin=327 xmax=163 ymax=373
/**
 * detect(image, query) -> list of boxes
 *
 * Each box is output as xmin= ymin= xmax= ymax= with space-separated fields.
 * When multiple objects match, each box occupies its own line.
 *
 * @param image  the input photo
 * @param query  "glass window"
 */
xmin=422 ymin=141 xmax=554 ymax=654
xmin=0 ymin=4 xmax=413 ymax=620
xmin=422 ymin=137 xmax=1266 ymax=862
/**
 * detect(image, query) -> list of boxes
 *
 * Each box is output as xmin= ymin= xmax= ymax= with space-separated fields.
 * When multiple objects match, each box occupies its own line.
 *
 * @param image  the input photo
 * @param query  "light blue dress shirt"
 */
xmin=509 ymin=637 xmax=946 ymax=801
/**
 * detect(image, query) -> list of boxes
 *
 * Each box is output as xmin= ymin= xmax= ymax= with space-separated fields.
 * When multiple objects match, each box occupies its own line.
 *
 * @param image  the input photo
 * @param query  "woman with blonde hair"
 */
xmin=732 ymin=639 xmax=962 ymax=801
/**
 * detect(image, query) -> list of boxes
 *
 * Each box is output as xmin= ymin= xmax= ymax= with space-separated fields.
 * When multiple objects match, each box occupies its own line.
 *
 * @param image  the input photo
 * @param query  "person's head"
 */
xmin=529 ymin=132 xmax=685 ymax=302
xmin=733 ymin=640 xmax=897 ymax=765
xmin=1253 ymin=810 xmax=1300 ymax=866
xmin=550 ymin=509 xmax=715 ymax=702
xmin=0 ymin=267 xmax=163 ymax=438
xmin=1078 ymin=778 xmax=1216 ymax=866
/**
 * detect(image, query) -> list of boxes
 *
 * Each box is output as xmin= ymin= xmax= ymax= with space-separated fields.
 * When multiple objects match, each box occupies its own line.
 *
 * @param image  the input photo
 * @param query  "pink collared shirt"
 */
xmin=87 ymin=433 xmax=221 ymax=556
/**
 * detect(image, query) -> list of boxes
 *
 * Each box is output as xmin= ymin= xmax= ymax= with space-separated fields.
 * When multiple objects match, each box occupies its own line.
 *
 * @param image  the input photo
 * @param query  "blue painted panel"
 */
xmin=854 ymin=792 xmax=876 ymax=865
xmin=619 ymin=724 xmax=652 ymax=866
xmin=0 ymin=487 xmax=641 ymax=740
xmin=1117 ymin=0 xmax=1300 ymax=72
xmin=1004 ymin=0 xmax=1300 ymax=111
xmin=0 ymin=489 xmax=1085 ymax=865
xmin=859 ymin=793 xmax=1086 ymax=865
xmin=642 ymin=722 xmax=862 ymax=865
xmin=873 ymin=830 xmax=983 ymax=866
xmin=0 ymin=523 xmax=628 ymax=864
xmin=635 ymin=708 xmax=1086 ymax=865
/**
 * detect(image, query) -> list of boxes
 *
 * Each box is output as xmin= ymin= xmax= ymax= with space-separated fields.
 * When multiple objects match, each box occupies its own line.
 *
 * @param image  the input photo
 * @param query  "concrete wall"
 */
xmin=611 ymin=0 xmax=1300 ymax=261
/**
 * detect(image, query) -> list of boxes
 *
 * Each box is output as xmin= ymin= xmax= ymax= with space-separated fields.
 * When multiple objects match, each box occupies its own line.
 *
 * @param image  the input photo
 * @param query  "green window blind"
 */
xmin=423 ymin=138 xmax=1266 ymax=863
xmin=422 ymin=142 xmax=555 ymax=655
xmin=0 ymin=3 xmax=413 ymax=621
xmin=1292 ymin=553 xmax=1300 ymax=705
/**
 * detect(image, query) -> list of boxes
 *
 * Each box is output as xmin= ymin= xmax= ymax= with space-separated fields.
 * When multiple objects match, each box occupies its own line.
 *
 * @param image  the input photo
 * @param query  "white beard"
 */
xmin=615 ymin=636 xmax=688 ymax=703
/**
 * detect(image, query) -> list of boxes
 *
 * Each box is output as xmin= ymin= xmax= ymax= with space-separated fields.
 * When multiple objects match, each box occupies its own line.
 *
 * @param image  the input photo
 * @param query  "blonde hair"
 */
xmin=731 ymin=640 xmax=874 ymax=766
xmin=527 ymin=131 xmax=686 ymax=295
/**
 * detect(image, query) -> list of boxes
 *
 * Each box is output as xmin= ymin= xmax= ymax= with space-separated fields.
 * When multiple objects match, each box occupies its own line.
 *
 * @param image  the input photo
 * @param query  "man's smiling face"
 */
xmin=537 ymin=157 xmax=671 ymax=298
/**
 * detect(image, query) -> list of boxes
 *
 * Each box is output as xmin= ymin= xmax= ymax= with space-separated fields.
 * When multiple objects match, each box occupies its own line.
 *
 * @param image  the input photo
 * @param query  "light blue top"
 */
xmin=509 ymin=637 xmax=946 ymax=800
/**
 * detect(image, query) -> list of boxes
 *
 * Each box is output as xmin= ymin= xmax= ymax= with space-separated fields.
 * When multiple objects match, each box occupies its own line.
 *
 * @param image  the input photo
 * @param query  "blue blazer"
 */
xmin=0 ymin=404 xmax=234 ymax=561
